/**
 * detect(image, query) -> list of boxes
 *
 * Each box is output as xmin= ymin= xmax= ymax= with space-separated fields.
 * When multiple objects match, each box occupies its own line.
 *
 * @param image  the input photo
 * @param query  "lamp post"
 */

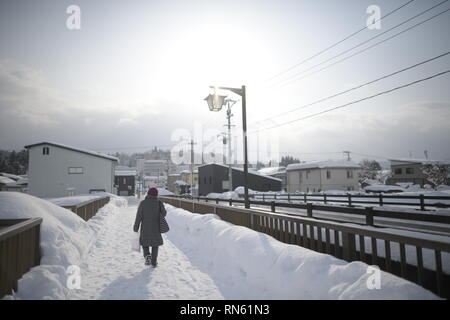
xmin=204 ymin=86 xmax=250 ymax=209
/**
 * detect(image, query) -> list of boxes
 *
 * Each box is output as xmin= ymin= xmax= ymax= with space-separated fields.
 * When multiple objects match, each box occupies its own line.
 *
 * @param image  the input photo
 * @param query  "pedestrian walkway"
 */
xmin=71 ymin=201 xmax=223 ymax=299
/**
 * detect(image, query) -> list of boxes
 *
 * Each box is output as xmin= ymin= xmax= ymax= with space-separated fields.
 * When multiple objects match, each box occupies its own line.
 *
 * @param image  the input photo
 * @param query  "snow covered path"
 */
xmin=2 ymin=192 xmax=439 ymax=300
xmin=71 ymin=199 xmax=223 ymax=300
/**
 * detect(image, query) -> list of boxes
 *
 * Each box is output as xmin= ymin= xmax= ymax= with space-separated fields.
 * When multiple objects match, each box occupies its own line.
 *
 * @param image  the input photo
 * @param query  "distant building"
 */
xmin=174 ymin=180 xmax=190 ymax=195
xmin=198 ymin=163 xmax=282 ymax=196
xmin=143 ymin=160 xmax=167 ymax=177
xmin=114 ymin=170 xmax=136 ymax=196
xmin=180 ymin=169 xmax=199 ymax=188
xmin=286 ymin=160 xmax=361 ymax=193
xmin=257 ymin=167 xmax=287 ymax=190
xmin=386 ymin=158 xmax=450 ymax=187
xmin=167 ymin=173 xmax=181 ymax=193
xmin=25 ymin=142 xmax=118 ymax=197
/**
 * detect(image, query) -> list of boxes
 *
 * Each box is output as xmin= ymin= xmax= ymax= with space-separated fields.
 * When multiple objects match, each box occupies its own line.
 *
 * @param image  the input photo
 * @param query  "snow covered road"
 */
xmin=71 ymin=200 xmax=223 ymax=299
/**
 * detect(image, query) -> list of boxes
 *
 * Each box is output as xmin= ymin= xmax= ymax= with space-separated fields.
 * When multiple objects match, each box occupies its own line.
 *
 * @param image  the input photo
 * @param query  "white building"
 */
xmin=25 ymin=142 xmax=118 ymax=198
xmin=286 ymin=160 xmax=361 ymax=193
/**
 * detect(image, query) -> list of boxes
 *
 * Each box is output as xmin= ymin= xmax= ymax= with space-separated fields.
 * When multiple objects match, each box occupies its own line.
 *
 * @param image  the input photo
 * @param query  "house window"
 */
xmin=68 ymin=167 xmax=83 ymax=174
xmin=406 ymin=168 xmax=414 ymax=174
xmin=326 ymin=170 xmax=331 ymax=179
xmin=42 ymin=147 xmax=50 ymax=155
xmin=347 ymin=170 xmax=353 ymax=178
xmin=394 ymin=168 xmax=402 ymax=175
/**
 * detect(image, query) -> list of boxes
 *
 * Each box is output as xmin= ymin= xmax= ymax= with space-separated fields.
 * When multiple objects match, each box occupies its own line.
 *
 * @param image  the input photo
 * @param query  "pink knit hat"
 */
xmin=148 ymin=187 xmax=158 ymax=196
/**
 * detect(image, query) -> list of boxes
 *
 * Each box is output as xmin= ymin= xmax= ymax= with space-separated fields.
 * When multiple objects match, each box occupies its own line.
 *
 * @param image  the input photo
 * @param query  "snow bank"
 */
xmin=364 ymin=185 xmax=405 ymax=193
xmin=165 ymin=205 xmax=439 ymax=299
xmin=157 ymin=188 xmax=175 ymax=196
xmin=0 ymin=192 xmax=127 ymax=299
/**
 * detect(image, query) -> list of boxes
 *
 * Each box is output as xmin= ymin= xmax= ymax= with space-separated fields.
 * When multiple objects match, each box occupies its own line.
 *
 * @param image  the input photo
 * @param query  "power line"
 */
xmin=249 ymin=69 xmax=450 ymax=134
xmin=265 ymin=0 xmax=416 ymax=83
xmin=273 ymin=0 xmax=449 ymax=88
xmin=251 ymin=50 xmax=450 ymax=125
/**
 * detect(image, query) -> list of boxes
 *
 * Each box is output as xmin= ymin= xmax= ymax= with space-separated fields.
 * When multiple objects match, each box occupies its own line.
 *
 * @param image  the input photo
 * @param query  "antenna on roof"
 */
xmin=424 ymin=150 xmax=428 ymax=159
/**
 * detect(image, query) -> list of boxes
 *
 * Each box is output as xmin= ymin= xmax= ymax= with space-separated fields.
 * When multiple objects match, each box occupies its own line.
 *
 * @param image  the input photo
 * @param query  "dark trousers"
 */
xmin=143 ymin=246 xmax=158 ymax=264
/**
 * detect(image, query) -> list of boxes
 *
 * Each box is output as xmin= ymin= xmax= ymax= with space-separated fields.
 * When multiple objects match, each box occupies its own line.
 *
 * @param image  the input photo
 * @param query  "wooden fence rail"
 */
xmin=160 ymin=196 xmax=450 ymax=298
xmin=0 ymin=218 xmax=42 ymax=298
xmin=62 ymin=196 xmax=110 ymax=221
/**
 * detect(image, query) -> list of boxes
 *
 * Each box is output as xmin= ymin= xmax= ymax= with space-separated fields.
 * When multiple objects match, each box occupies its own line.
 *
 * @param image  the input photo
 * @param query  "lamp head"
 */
xmin=204 ymin=93 xmax=227 ymax=112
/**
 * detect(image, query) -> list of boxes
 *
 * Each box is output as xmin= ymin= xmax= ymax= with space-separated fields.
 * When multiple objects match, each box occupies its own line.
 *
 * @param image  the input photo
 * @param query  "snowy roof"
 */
xmin=115 ymin=166 xmax=136 ymax=171
xmin=287 ymin=160 xmax=361 ymax=171
xmin=114 ymin=170 xmax=136 ymax=176
xmin=0 ymin=172 xmax=21 ymax=181
xmin=174 ymin=180 xmax=189 ymax=185
xmin=24 ymin=142 xmax=118 ymax=162
xmin=198 ymin=163 xmax=282 ymax=182
xmin=181 ymin=169 xmax=198 ymax=174
xmin=0 ymin=176 xmax=16 ymax=185
xmin=389 ymin=158 xmax=450 ymax=166
xmin=258 ymin=167 xmax=286 ymax=176
xmin=144 ymin=159 xmax=166 ymax=163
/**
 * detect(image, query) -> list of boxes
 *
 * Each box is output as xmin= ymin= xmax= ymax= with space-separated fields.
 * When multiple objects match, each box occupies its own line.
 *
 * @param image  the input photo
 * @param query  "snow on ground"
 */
xmin=165 ymin=206 xmax=438 ymax=299
xmin=0 ymin=192 xmax=440 ymax=300
xmin=0 ymin=192 xmax=126 ymax=299
xmin=71 ymin=197 xmax=222 ymax=300
xmin=45 ymin=192 xmax=123 ymax=207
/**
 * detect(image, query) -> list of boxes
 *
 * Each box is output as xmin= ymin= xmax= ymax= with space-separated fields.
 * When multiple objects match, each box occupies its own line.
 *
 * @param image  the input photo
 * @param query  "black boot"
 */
xmin=145 ymin=255 xmax=152 ymax=266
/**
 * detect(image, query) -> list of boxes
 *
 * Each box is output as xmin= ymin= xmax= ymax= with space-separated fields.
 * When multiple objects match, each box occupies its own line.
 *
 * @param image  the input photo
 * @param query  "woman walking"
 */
xmin=133 ymin=187 xmax=166 ymax=267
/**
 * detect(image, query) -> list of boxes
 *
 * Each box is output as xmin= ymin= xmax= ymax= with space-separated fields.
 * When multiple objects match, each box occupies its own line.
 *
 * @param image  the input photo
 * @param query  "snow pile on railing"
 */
xmin=165 ymin=205 xmax=439 ymax=299
xmin=0 ymin=192 xmax=127 ymax=299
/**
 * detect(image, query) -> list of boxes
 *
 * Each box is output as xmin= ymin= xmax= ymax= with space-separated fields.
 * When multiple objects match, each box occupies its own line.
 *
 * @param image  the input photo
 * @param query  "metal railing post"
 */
xmin=420 ymin=194 xmax=425 ymax=211
xmin=307 ymin=203 xmax=313 ymax=218
xmin=365 ymin=207 xmax=374 ymax=226
xmin=271 ymin=201 xmax=276 ymax=213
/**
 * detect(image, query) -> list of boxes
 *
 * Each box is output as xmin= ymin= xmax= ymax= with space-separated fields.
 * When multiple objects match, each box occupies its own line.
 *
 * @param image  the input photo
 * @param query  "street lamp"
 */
xmin=204 ymin=85 xmax=250 ymax=209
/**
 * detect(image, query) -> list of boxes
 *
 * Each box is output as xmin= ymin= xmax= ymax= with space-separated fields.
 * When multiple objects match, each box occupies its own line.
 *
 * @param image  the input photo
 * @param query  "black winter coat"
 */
xmin=133 ymin=195 xmax=166 ymax=247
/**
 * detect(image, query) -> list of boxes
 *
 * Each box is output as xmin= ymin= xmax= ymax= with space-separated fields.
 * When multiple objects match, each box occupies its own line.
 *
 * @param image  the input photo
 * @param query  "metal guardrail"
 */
xmin=0 ymin=218 xmax=42 ymax=298
xmin=160 ymin=196 xmax=450 ymax=298
xmin=254 ymin=192 xmax=450 ymax=210
xmin=62 ymin=196 xmax=110 ymax=221
xmin=172 ymin=195 xmax=450 ymax=226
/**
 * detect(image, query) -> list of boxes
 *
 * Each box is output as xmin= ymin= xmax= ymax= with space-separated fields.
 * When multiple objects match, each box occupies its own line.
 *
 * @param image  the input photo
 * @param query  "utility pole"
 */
xmin=189 ymin=139 xmax=196 ymax=196
xmin=343 ymin=151 xmax=351 ymax=161
xmin=224 ymin=99 xmax=236 ymax=192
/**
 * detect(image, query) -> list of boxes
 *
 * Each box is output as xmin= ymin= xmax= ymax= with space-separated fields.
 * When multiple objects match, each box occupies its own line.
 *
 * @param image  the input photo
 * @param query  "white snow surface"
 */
xmin=287 ymin=160 xmax=361 ymax=171
xmin=0 ymin=193 xmax=440 ymax=300
xmin=45 ymin=195 xmax=106 ymax=207
xmin=0 ymin=176 xmax=16 ymax=185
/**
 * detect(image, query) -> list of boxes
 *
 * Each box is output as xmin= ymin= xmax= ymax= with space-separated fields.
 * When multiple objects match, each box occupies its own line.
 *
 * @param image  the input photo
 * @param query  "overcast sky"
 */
xmin=1 ymin=0 xmax=449 ymax=164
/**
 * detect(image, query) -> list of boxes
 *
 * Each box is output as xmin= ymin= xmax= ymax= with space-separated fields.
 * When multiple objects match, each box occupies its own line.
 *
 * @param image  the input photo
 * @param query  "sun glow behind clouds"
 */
xmin=147 ymin=18 xmax=273 ymax=104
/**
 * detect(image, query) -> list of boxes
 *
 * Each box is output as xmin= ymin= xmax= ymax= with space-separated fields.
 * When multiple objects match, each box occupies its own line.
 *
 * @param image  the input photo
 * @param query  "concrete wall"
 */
xmin=27 ymin=144 xmax=116 ymax=198
xmin=287 ymin=168 xmax=359 ymax=192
